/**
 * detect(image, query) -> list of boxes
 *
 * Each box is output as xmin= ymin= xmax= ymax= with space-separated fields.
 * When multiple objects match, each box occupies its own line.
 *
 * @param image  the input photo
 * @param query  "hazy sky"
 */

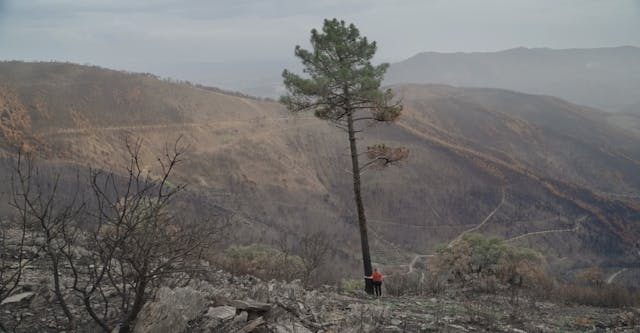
xmin=1 ymin=0 xmax=639 ymax=90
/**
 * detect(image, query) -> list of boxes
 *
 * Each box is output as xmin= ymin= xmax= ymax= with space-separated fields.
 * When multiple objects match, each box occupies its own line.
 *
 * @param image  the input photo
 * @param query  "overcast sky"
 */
xmin=1 ymin=0 xmax=639 ymax=90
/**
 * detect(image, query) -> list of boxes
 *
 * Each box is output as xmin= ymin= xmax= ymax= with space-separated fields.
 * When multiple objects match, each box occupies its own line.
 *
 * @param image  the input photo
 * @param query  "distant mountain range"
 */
xmin=385 ymin=46 xmax=640 ymax=112
xmin=159 ymin=46 xmax=640 ymax=114
xmin=1 ymin=62 xmax=639 ymax=283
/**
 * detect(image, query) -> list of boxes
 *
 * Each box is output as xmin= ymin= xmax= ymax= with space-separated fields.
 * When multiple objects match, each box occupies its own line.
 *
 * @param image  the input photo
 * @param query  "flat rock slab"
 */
xmin=383 ymin=325 xmax=402 ymax=333
xmin=272 ymin=322 xmax=313 ymax=333
xmin=207 ymin=305 xmax=237 ymax=321
xmin=1 ymin=292 xmax=35 ymax=305
xmin=230 ymin=300 xmax=271 ymax=312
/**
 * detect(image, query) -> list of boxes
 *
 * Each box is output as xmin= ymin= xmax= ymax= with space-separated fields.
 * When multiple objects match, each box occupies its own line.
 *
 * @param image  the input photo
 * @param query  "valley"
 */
xmin=2 ymin=2 xmax=639 ymax=331
xmin=1 ymin=61 xmax=639 ymax=286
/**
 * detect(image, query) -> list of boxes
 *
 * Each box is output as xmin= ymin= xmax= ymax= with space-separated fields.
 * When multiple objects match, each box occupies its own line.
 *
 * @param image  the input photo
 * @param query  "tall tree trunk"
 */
xmin=347 ymin=112 xmax=374 ymax=294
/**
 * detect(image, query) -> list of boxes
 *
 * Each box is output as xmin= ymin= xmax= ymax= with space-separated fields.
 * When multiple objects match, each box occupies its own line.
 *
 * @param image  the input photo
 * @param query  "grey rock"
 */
xmin=447 ymin=324 xmax=469 ymax=332
xmin=133 ymin=287 xmax=206 ymax=333
xmin=382 ymin=326 xmax=402 ymax=333
xmin=510 ymin=328 xmax=527 ymax=333
xmin=205 ymin=318 xmax=222 ymax=331
xmin=206 ymin=305 xmax=236 ymax=321
xmin=272 ymin=321 xmax=313 ymax=333
xmin=233 ymin=310 xmax=249 ymax=323
xmin=1 ymin=292 xmax=35 ymax=305
xmin=212 ymin=293 xmax=231 ymax=306
xmin=231 ymin=299 xmax=272 ymax=312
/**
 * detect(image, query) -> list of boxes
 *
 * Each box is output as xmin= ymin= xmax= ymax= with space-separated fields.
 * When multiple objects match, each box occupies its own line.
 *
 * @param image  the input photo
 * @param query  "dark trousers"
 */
xmin=373 ymin=281 xmax=382 ymax=296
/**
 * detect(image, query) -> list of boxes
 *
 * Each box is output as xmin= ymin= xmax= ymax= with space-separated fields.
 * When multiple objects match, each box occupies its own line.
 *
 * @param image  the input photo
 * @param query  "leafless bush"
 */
xmin=554 ymin=283 xmax=639 ymax=308
xmin=72 ymin=139 xmax=223 ymax=332
xmin=294 ymin=230 xmax=333 ymax=286
xmin=422 ymin=270 xmax=447 ymax=295
xmin=0 ymin=213 xmax=40 ymax=333
xmin=0 ymin=211 xmax=37 ymax=309
xmin=384 ymin=272 xmax=422 ymax=296
xmin=9 ymin=152 xmax=85 ymax=330
xmin=8 ymin=138 xmax=225 ymax=332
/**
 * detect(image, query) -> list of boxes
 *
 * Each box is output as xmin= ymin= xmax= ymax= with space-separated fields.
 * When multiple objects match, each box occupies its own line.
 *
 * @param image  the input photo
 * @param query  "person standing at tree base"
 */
xmin=372 ymin=267 xmax=383 ymax=297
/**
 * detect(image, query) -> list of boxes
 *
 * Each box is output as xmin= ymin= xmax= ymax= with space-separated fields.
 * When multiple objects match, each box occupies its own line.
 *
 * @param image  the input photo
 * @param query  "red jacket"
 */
xmin=372 ymin=271 xmax=382 ymax=282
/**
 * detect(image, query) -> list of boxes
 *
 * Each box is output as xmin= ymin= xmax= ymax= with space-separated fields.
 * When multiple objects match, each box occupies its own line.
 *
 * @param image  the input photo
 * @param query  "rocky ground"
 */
xmin=2 ymin=267 xmax=639 ymax=333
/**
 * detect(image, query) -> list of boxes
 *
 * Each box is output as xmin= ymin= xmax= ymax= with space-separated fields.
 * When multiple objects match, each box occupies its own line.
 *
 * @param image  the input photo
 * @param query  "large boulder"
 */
xmin=133 ymin=287 xmax=206 ymax=333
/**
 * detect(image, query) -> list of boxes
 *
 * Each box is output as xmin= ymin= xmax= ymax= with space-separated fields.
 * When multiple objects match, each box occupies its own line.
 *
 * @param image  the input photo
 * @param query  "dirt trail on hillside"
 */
xmin=506 ymin=215 xmax=587 ymax=242
xmin=397 ymin=121 xmax=634 ymax=246
xmin=41 ymin=122 xmax=203 ymax=136
xmin=606 ymin=268 xmax=628 ymax=284
xmin=407 ymin=254 xmax=433 ymax=284
xmin=39 ymin=116 xmax=318 ymax=137
xmin=448 ymin=188 xmax=506 ymax=246
xmin=369 ymin=218 xmax=478 ymax=231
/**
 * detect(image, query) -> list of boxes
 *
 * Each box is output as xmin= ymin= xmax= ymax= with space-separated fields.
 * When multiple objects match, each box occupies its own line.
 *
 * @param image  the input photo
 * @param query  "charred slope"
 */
xmin=0 ymin=62 xmax=638 ymax=276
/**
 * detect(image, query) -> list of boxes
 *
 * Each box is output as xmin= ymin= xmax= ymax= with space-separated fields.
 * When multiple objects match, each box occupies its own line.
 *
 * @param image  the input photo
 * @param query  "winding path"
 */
xmin=371 ymin=188 xmax=507 ymax=282
xmin=448 ymin=188 xmax=506 ymax=246
xmin=39 ymin=116 xmax=319 ymax=137
xmin=407 ymin=254 xmax=434 ymax=284
xmin=606 ymin=268 xmax=628 ymax=284
xmin=506 ymin=215 xmax=587 ymax=242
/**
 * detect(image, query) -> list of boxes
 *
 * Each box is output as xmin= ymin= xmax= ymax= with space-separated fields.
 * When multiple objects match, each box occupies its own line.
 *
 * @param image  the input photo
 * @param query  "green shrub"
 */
xmin=433 ymin=233 xmax=545 ymax=294
xmin=218 ymin=244 xmax=304 ymax=281
xmin=339 ymin=278 xmax=364 ymax=294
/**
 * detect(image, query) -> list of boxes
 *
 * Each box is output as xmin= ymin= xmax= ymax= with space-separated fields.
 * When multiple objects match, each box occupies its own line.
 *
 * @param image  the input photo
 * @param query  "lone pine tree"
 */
xmin=281 ymin=18 xmax=407 ymax=294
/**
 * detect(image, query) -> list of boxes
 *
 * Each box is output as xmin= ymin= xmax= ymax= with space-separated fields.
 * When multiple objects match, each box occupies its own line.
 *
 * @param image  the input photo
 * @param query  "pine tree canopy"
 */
xmin=281 ymin=18 xmax=402 ymax=123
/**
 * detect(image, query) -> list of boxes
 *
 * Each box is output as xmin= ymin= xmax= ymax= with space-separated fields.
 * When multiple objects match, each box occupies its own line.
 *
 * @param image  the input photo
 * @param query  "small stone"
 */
xmin=206 ymin=306 xmax=236 ymax=321
xmin=233 ymin=311 xmax=248 ymax=323
xmin=212 ymin=293 xmax=231 ymax=306
xmin=447 ymin=324 xmax=469 ymax=332
xmin=390 ymin=319 xmax=402 ymax=326
xmin=21 ymin=284 xmax=35 ymax=292
xmin=205 ymin=318 xmax=221 ymax=330
xmin=272 ymin=321 xmax=313 ymax=333
xmin=383 ymin=326 xmax=402 ymax=333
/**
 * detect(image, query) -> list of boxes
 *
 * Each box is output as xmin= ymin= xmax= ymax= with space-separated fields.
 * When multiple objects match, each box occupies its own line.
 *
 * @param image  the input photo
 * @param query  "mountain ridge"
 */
xmin=386 ymin=46 xmax=640 ymax=112
xmin=1 ymin=62 xmax=639 ymax=283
